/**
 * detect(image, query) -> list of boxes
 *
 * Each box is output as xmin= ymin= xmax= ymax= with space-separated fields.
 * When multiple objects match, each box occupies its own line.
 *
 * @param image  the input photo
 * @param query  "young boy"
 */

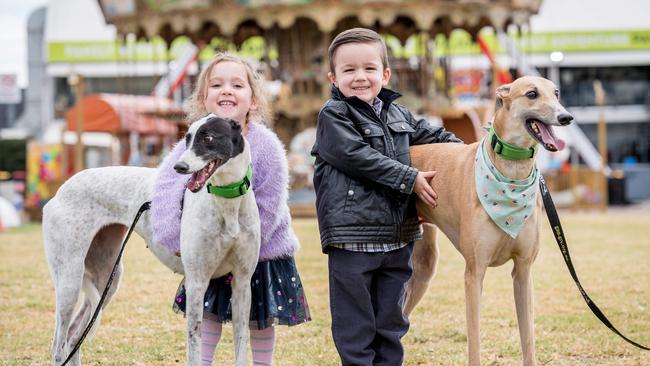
xmin=311 ymin=28 xmax=462 ymax=365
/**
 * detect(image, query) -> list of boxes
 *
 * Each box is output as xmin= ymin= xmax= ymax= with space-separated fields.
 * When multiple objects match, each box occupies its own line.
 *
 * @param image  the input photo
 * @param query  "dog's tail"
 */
xmin=67 ymin=277 xmax=103 ymax=345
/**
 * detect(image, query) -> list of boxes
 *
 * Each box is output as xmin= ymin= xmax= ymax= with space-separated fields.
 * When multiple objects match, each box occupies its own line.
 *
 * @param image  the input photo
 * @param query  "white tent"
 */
xmin=530 ymin=0 xmax=650 ymax=32
xmin=45 ymin=0 xmax=115 ymax=43
xmin=0 ymin=197 xmax=21 ymax=228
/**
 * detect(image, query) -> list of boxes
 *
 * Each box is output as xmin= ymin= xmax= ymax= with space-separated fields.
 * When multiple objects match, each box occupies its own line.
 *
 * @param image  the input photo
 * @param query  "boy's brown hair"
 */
xmin=328 ymin=28 xmax=389 ymax=73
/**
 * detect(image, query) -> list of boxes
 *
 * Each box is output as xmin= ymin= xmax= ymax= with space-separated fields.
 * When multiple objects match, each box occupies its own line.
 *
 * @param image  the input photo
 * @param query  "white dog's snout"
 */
xmin=177 ymin=150 xmax=208 ymax=173
xmin=174 ymin=161 xmax=190 ymax=174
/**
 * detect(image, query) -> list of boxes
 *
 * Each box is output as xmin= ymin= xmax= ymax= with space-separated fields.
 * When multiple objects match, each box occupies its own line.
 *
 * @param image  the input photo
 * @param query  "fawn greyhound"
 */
xmin=405 ymin=76 xmax=573 ymax=366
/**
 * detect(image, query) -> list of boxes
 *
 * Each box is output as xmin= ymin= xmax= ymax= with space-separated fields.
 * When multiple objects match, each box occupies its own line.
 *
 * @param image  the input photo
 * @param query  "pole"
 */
xmin=68 ymin=73 xmax=85 ymax=173
xmin=593 ymin=80 xmax=608 ymax=212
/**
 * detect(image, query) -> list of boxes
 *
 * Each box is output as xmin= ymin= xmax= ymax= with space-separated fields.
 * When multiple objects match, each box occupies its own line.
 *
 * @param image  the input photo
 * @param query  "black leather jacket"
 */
xmin=311 ymin=86 xmax=462 ymax=251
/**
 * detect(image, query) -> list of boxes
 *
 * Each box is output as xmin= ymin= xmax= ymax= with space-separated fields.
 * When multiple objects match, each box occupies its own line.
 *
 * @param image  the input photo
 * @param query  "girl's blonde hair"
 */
xmin=185 ymin=52 xmax=270 ymax=124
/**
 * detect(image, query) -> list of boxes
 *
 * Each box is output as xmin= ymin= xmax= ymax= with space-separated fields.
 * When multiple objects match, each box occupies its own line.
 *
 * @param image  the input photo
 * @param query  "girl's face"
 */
xmin=204 ymin=61 xmax=256 ymax=125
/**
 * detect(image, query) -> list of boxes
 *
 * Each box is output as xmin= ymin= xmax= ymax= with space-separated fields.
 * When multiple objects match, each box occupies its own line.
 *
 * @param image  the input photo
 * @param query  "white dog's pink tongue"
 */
xmin=187 ymin=173 xmax=201 ymax=192
xmin=537 ymin=123 xmax=565 ymax=151
xmin=187 ymin=169 xmax=208 ymax=192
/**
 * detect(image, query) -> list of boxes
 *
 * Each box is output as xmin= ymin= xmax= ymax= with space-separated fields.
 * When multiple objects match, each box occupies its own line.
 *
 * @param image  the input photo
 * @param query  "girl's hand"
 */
xmin=413 ymin=171 xmax=437 ymax=208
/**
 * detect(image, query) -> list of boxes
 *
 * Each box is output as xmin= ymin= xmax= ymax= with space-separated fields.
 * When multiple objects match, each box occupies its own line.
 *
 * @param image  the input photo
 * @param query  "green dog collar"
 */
xmin=206 ymin=165 xmax=253 ymax=198
xmin=488 ymin=128 xmax=537 ymax=160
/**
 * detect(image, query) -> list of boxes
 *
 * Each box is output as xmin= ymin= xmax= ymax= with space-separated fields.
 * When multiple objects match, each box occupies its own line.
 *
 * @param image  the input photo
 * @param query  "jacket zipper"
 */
xmin=378 ymin=103 xmax=401 ymax=243
xmin=357 ymin=99 xmax=403 ymax=244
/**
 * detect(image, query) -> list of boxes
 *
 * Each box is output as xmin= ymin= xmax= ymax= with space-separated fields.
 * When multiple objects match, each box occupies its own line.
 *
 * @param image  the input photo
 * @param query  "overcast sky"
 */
xmin=0 ymin=0 xmax=47 ymax=87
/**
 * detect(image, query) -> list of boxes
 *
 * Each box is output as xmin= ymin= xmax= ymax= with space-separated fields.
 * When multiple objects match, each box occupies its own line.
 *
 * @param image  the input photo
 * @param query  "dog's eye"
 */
xmin=204 ymin=135 xmax=214 ymax=143
xmin=555 ymin=89 xmax=560 ymax=98
xmin=526 ymin=91 xmax=538 ymax=99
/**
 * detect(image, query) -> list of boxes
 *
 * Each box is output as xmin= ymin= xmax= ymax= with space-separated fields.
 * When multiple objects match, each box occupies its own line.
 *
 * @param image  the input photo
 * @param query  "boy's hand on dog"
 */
xmin=414 ymin=171 xmax=438 ymax=208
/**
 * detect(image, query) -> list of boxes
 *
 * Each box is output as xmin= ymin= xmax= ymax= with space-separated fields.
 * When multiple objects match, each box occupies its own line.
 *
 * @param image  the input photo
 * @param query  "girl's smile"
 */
xmin=204 ymin=61 xmax=256 ymax=126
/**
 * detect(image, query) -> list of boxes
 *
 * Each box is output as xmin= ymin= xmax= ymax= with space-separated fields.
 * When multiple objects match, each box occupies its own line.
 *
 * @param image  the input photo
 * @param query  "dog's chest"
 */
xmin=474 ymin=140 xmax=539 ymax=239
xmin=182 ymin=196 xmax=255 ymax=242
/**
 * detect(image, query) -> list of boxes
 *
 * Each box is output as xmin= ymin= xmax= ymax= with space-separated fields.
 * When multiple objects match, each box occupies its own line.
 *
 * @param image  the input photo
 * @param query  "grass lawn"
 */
xmin=1 ymin=211 xmax=649 ymax=365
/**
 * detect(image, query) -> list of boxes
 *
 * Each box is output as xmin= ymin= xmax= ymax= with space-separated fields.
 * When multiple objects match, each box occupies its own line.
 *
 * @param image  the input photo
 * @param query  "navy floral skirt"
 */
xmin=173 ymin=256 xmax=311 ymax=330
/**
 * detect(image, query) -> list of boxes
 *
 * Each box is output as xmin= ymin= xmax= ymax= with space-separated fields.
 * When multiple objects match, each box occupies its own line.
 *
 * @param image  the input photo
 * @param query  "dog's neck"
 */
xmin=487 ymin=122 xmax=537 ymax=181
xmin=207 ymin=139 xmax=252 ymax=189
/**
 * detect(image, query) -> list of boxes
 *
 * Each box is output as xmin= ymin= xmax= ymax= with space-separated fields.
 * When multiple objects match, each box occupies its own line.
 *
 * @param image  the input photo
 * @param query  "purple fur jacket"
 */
xmin=150 ymin=121 xmax=299 ymax=261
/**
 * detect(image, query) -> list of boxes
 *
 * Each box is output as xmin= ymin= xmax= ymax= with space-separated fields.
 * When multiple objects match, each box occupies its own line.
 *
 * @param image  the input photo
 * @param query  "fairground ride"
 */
xmin=98 ymin=0 xmax=542 ymax=144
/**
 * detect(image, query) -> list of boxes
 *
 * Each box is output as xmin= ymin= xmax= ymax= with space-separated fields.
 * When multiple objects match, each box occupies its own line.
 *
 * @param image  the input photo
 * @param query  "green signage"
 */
xmin=48 ymin=29 xmax=650 ymax=63
xmin=431 ymin=29 xmax=650 ymax=56
xmin=48 ymin=38 xmax=171 ymax=63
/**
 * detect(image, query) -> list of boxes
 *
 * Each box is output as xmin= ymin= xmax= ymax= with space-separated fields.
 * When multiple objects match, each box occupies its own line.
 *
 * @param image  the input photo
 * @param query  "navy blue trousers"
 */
xmin=328 ymin=243 xmax=414 ymax=366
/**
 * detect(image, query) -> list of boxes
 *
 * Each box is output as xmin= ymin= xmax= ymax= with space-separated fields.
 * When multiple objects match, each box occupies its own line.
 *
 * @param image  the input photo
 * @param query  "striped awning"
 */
xmin=66 ymin=94 xmax=181 ymax=135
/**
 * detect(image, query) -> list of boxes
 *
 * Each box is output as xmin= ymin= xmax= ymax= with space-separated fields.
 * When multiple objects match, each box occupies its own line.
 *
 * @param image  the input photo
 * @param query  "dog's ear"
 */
xmin=229 ymin=120 xmax=245 ymax=154
xmin=229 ymin=119 xmax=241 ymax=132
xmin=495 ymin=84 xmax=511 ymax=110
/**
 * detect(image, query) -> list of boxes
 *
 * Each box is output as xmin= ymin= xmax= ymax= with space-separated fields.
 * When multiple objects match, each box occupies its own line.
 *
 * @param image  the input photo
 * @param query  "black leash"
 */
xmin=539 ymin=176 xmax=649 ymax=351
xmin=60 ymin=201 xmax=151 ymax=366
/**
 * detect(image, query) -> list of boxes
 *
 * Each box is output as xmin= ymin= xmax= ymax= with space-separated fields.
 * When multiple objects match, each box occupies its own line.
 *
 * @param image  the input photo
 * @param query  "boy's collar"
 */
xmin=330 ymin=84 xmax=401 ymax=105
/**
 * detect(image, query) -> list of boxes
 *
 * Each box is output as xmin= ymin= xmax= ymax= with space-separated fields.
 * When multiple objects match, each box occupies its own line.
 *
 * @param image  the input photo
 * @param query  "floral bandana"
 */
xmin=475 ymin=138 xmax=539 ymax=238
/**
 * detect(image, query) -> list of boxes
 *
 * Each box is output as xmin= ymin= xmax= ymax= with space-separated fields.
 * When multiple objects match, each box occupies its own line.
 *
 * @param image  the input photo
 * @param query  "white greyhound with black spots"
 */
xmin=43 ymin=115 xmax=260 ymax=366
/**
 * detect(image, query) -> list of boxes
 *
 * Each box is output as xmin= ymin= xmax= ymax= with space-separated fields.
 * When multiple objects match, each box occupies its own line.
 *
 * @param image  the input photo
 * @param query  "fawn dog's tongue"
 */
xmin=186 ymin=160 xmax=218 ymax=192
xmin=531 ymin=120 xmax=566 ymax=152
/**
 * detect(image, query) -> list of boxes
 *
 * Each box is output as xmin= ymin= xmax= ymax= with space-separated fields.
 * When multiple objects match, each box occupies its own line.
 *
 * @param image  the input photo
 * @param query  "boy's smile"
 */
xmin=328 ymin=42 xmax=391 ymax=105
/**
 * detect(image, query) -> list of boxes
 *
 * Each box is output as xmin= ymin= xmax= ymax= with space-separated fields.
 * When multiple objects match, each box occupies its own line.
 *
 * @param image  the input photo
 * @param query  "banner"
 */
xmin=25 ymin=144 xmax=63 ymax=208
xmin=435 ymin=29 xmax=650 ymax=56
xmin=48 ymin=29 xmax=650 ymax=63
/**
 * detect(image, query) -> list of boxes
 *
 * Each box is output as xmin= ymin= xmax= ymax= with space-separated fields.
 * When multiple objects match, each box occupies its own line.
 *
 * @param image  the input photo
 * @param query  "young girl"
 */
xmin=150 ymin=52 xmax=311 ymax=366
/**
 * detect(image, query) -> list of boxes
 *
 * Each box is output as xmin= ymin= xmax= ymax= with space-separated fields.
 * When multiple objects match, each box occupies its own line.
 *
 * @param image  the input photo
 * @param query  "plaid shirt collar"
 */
xmin=371 ymin=97 xmax=383 ymax=117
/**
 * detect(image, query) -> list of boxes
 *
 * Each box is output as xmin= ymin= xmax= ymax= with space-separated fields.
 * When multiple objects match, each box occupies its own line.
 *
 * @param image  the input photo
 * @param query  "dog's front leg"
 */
xmin=184 ymin=271 xmax=211 ymax=366
xmin=512 ymin=258 xmax=536 ymax=366
xmin=464 ymin=260 xmax=487 ymax=366
xmin=230 ymin=266 xmax=253 ymax=366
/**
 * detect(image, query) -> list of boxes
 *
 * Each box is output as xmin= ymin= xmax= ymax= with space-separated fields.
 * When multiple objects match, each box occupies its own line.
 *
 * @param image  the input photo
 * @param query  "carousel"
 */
xmin=98 ymin=0 xmax=542 ymax=141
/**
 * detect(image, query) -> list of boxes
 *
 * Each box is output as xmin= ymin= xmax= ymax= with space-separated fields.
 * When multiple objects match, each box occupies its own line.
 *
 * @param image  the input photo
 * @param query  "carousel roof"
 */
xmin=98 ymin=0 xmax=542 ymax=43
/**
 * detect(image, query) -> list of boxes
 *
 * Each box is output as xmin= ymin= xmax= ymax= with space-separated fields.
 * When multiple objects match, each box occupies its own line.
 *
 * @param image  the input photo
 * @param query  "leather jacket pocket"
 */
xmin=387 ymin=121 xmax=415 ymax=162
xmin=357 ymin=122 xmax=386 ymax=152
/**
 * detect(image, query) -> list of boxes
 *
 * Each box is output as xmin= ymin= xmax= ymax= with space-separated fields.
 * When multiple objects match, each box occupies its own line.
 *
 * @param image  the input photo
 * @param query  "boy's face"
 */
xmin=328 ymin=42 xmax=391 ymax=104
